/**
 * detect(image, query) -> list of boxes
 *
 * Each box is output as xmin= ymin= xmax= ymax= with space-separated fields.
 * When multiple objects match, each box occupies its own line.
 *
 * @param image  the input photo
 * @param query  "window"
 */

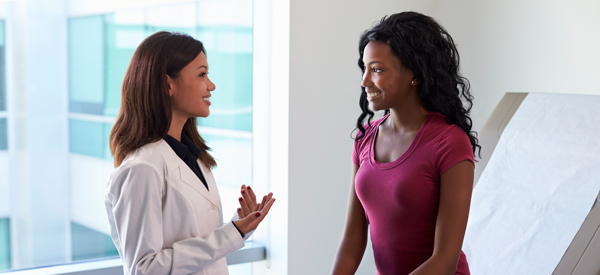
xmin=0 ymin=218 xmax=9 ymax=271
xmin=1 ymin=1 xmax=256 ymax=273
xmin=0 ymin=19 xmax=6 ymax=151
xmin=0 ymin=18 xmax=9 ymax=271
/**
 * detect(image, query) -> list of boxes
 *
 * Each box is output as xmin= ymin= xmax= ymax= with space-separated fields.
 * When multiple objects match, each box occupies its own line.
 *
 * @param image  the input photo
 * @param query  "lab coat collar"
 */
xmin=156 ymin=140 xmax=221 ymax=208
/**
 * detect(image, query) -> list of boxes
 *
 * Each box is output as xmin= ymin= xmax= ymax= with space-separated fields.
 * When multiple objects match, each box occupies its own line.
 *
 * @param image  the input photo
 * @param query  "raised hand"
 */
xmin=233 ymin=185 xmax=275 ymax=235
xmin=237 ymin=185 xmax=273 ymax=218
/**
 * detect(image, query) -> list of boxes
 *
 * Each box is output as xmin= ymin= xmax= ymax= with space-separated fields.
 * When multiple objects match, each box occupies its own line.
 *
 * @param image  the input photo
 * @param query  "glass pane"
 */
xmin=147 ymin=2 xmax=196 ymax=31
xmin=0 ymin=19 xmax=5 ymax=111
xmin=68 ymin=16 xmax=104 ymax=115
xmin=0 ymin=218 xmax=9 ymax=270
xmin=104 ymin=11 xmax=148 ymax=117
xmin=103 ymin=122 xmax=113 ymax=159
xmin=69 ymin=119 xmax=111 ymax=159
xmin=0 ymin=118 xmax=6 ymax=150
xmin=69 ymin=152 xmax=116 ymax=265
xmin=199 ymin=49 xmax=253 ymax=132
xmin=202 ymin=133 xmax=252 ymax=220
xmin=70 ymin=222 xmax=118 ymax=261
xmin=195 ymin=0 xmax=252 ymax=132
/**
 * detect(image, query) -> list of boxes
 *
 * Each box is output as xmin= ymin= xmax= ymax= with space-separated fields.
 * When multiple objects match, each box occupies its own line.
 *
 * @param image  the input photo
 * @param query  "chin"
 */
xmin=195 ymin=110 xmax=210 ymax=118
xmin=369 ymin=103 xmax=385 ymax=112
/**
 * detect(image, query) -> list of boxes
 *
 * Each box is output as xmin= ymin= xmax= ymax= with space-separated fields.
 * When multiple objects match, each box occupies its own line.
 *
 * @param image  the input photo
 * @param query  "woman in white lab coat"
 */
xmin=105 ymin=31 xmax=275 ymax=275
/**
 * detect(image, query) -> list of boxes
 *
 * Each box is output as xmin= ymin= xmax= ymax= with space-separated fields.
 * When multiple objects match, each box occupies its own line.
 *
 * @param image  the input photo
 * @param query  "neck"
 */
xmin=168 ymin=114 xmax=188 ymax=141
xmin=387 ymin=103 xmax=429 ymax=132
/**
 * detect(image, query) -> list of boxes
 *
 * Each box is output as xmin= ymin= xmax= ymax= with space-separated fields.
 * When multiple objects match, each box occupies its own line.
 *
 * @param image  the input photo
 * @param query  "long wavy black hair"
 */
xmin=355 ymin=11 xmax=480 ymax=156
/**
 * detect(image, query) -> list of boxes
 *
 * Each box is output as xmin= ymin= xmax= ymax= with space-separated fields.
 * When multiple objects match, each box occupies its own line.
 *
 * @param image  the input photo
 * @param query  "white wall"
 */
xmin=428 ymin=0 xmax=600 ymax=131
xmin=287 ymin=1 xmax=436 ymax=274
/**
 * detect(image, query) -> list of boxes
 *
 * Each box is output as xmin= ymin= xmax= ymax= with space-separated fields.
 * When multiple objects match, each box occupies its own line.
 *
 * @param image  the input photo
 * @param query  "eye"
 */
xmin=199 ymin=72 xmax=208 ymax=77
xmin=372 ymin=67 xmax=383 ymax=73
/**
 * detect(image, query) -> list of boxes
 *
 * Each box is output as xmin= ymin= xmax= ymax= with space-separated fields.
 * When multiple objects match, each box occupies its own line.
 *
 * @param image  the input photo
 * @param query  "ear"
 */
xmin=410 ymin=77 xmax=420 ymax=86
xmin=166 ymin=75 xmax=174 ymax=96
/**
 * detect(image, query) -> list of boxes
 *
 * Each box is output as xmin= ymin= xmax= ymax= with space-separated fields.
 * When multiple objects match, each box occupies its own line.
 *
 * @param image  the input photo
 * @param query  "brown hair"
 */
xmin=110 ymin=31 xmax=216 ymax=168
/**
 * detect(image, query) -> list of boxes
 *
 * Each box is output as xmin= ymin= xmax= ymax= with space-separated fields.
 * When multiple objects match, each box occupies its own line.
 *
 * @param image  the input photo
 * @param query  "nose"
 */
xmin=361 ymin=70 xmax=372 ymax=88
xmin=208 ymin=76 xmax=216 ymax=91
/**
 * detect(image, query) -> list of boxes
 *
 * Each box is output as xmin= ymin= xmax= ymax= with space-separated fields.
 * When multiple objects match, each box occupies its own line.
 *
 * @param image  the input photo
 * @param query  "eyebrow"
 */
xmin=198 ymin=65 xmax=208 ymax=70
xmin=367 ymin=61 xmax=384 ymax=66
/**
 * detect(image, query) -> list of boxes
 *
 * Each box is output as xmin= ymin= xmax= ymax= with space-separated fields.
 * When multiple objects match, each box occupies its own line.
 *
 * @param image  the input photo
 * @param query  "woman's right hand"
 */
xmin=232 ymin=193 xmax=275 ymax=235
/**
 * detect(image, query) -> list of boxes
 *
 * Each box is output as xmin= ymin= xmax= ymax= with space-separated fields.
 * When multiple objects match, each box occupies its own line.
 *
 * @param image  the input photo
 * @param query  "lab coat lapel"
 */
xmin=198 ymin=159 xmax=222 ymax=214
xmin=157 ymin=140 xmax=219 ymax=206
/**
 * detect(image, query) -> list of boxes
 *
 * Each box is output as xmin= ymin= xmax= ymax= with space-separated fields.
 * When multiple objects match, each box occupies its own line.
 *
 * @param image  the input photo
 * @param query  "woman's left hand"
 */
xmin=237 ymin=185 xmax=271 ymax=218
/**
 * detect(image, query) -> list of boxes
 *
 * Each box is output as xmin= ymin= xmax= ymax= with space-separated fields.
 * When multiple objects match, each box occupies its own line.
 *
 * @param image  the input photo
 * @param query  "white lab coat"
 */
xmin=105 ymin=140 xmax=249 ymax=275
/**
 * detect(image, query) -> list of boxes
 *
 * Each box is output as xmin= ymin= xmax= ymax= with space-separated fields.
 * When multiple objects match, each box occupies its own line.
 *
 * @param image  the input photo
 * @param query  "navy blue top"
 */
xmin=163 ymin=132 xmax=208 ymax=190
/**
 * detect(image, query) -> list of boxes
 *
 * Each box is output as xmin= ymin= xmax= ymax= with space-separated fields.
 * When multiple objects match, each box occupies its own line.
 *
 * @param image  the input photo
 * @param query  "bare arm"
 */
xmin=331 ymin=164 xmax=369 ymax=275
xmin=410 ymin=160 xmax=474 ymax=275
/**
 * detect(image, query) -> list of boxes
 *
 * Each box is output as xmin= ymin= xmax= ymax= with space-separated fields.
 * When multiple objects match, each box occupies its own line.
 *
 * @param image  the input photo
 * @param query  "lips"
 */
xmin=201 ymin=95 xmax=211 ymax=105
xmin=366 ymin=91 xmax=381 ymax=100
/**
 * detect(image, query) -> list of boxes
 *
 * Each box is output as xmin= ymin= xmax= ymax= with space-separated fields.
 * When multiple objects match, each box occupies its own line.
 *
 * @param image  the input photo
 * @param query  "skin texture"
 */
xmin=331 ymin=41 xmax=474 ymax=275
xmin=167 ymin=52 xmax=215 ymax=141
xmin=166 ymin=52 xmax=275 ymax=234
xmin=361 ymin=41 xmax=429 ymax=161
xmin=362 ymin=41 xmax=419 ymax=113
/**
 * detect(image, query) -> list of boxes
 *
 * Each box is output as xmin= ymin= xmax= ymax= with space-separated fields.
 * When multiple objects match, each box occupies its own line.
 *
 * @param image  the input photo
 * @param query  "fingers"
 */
xmin=259 ymin=193 xmax=273 ymax=211
xmin=260 ymin=197 xmax=275 ymax=216
xmin=246 ymin=186 xmax=257 ymax=208
xmin=236 ymin=210 xmax=263 ymax=235
xmin=246 ymin=198 xmax=276 ymax=230
xmin=258 ymin=195 xmax=267 ymax=211
xmin=237 ymin=207 xmax=245 ymax=219
xmin=257 ymin=192 xmax=273 ymax=211
xmin=241 ymin=187 xmax=255 ymax=211
xmin=239 ymin=196 xmax=251 ymax=216
xmin=238 ymin=184 xmax=275 ymax=222
xmin=235 ymin=197 xmax=276 ymax=234
xmin=240 ymin=185 xmax=258 ymax=212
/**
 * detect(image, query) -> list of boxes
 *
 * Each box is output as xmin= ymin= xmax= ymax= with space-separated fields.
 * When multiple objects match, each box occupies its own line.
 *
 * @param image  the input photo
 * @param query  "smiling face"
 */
xmin=168 ymin=52 xmax=215 ymax=119
xmin=361 ymin=40 xmax=419 ymax=112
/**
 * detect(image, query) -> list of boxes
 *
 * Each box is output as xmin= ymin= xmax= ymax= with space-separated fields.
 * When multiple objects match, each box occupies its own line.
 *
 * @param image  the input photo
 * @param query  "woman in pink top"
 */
xmin=332 ymin=12 xmax=480 ymax=275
